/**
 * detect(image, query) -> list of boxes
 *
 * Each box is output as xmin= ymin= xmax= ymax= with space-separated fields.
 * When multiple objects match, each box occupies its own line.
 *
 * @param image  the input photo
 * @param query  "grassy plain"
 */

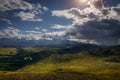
xmin=0 ymin=47 xmax=120 ymax=80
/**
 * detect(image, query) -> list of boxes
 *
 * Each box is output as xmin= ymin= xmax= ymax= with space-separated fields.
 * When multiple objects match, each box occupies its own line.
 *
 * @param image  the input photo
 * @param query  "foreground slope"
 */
xmin=0 ymin=46 xmax=120 ymax=80
xmin=18 ymin=46 xmax=120 ymax=80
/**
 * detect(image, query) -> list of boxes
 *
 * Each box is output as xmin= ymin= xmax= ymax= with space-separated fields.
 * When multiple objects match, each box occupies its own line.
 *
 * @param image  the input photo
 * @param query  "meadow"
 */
xmin=0 ymin=47 xmax=119 ymax=80
xmin=0 ymin=48 xmax=16 ymax=55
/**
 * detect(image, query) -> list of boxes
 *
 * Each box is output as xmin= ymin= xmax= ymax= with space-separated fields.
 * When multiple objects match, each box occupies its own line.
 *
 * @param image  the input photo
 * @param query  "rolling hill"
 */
xmin=18 ymin=45 xmax=120 ymax=80
xmin=0 ymin=45 xmax=120 ymax=80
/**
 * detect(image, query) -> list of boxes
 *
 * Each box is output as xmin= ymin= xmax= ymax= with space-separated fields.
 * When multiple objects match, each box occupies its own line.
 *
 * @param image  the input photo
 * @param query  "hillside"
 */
xmin=18 ymin=46 xmax=120 ymax=80
xmin=0 ymin=46 xmax=120 ymax=80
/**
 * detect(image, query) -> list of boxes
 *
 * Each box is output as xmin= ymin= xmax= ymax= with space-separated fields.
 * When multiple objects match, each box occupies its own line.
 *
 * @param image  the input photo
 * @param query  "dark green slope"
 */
xmin=0 ymin=45 xmax=120 ymax=80
xmin=0 ymin=45 xmax=120 ymax=71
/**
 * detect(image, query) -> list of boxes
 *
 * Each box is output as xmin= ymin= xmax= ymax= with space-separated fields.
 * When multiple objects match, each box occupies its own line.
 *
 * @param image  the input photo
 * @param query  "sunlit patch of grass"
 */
xmin=0 ymin=47 xmax=120 ymax=80
xmin=24 ymin=47 xmax=42 ymax=52
xmin=0 ymin=48 xmax=16 ymax=55
xmin=24 ymin=47 xmax=59 ymax=53
xmin=19 ymin=55 xmax=120 ymax=72
xmin=20 ymin=63 xmax=58 ymax=73
xmin=18 ymin=54 xmax=120 ymax=80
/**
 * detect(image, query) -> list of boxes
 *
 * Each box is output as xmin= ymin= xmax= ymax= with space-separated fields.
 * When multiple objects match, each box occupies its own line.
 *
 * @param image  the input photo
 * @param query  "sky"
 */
xmin=0 ymin=0 xmax=120 ymax=46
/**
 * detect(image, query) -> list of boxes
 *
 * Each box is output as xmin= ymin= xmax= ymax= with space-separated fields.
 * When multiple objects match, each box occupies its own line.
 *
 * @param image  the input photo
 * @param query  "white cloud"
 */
xmin=17 ymin=11 xmax=42 ymax=22
xmin=0 ymin=0 xmax=120 ymax=45
xmin=52 ymin=1 xmax=120 ymax=25
xmin=0 ymin=27 xmax=23 ymax=39
xmin=0 ymin=27 xmax=52 ymax=41
xmin=25 ymin=33 xmax=42 ymax=40
xmin=104 ymin=8 xmax=120 ymax=20
xmin=42 ymin=29 xmax=48 ymax=32
xmin=26 ymin=31 xmax=41 ymax=34
xmin=52 ymin=8 xmax=78 ymax=20
xmin=16 ymin=3 xmax=48 ymax=22
xmin=18 ymin=12 xmax=35 ymax=20
xmin=24 ymin=30 xmax=66 ymax=40
xmin=1 ymin=19 xmax=12 ymax=24
xmin=43 ymin=31 xmax=66 ymax=39
xmin=35 ymin=27 xmax=41 ymax=30
xmin=68 ymin=38 xmax=99 ymax=45
xmin=0 ymin=0 xmax=48 ymax=22
xmin=0 ymin=27 xmax=43 ymax=40
xmin=0 ymin=0 xmax=33 ymax=11
xmin=51 ymin=1 xmax=120 ymax=45
xmin=43 ymin=7 xmax=49 ymax=11
xmin=52 ymin=7 xmax=101 ymax=25
xmin=51 ymin=24 xmax=68 ymax=29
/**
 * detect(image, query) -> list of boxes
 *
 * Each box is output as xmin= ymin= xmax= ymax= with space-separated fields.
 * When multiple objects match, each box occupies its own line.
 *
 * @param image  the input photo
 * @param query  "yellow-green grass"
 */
xmin=19 ymin=57 xmax=120 ymax=73
xmin=0 ymin=48 xmax=16 ymax=55
xmin=24 ymin=47 xmax=41 ymax=52
xmin=0 ymin=58 xmax=119 ymax=80
xmin=18 ymin=54 xmax=120 ymax=80
xmin=0 ymin=71 xmax=99 ymax=80
xmin=24 ymin=47 xmax=59 ymax=53
xmin=0 ymin=49 xmax=119 ymax=80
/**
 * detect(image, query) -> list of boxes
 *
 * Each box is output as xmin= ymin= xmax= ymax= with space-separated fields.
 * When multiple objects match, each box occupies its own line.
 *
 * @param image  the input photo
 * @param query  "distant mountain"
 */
xmin=0 ymin=38 xmax=76 ymax=47
xmin=108 ymin=45 xmax=120 ymax=49
xmin=87 ymin=45 xmax=120 ymax=57
xmin=57 ymin=44 xmax=102 ymax=54
xmin=0 ymin=38 xmax=102 ymax=48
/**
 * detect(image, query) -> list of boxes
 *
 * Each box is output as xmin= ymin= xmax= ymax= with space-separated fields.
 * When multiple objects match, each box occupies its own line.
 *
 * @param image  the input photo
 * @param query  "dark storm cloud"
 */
xmin=93 ymin=0 xmax=103 ymax=9
xmin=66 ymin=19 xmax=120 ymax=45
xmin=52 ymin=0 xmax=120 ymax=45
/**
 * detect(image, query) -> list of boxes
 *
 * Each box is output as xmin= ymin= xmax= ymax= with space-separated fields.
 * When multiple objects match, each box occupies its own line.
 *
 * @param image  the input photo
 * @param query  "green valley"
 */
xmin=0 ymin=46 xmax=120 ymax=80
